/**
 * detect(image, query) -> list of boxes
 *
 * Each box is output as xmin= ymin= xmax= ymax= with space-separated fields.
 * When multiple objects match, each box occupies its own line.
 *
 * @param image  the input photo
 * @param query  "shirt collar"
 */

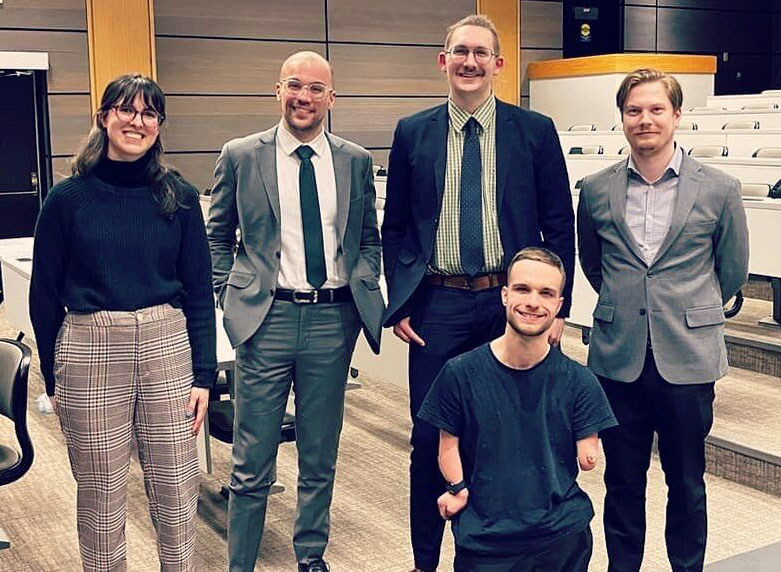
xmin=628 ymin=143 xmax=683 ymax=184
xmin=277 ymin=120 xmax=328 ymax=158
xmin=448 ymin=95 xmax=496 ymax=134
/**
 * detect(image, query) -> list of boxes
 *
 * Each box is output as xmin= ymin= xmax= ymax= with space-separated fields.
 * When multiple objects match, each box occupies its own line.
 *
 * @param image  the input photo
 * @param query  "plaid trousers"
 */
xmin=54 ymin=304 xmax=200 ymax=572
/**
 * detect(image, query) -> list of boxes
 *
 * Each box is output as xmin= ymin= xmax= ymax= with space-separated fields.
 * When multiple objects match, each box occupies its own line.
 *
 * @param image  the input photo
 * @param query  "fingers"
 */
xmin=548 ymin=318 xmax=565 ymax=346
xmin=187 ymin=388 xmax=210 ymax=435
xmin=393 ymin=318 xmax=425 ymax=346
xmin=51 ymin=395 xmax=60 ymax=416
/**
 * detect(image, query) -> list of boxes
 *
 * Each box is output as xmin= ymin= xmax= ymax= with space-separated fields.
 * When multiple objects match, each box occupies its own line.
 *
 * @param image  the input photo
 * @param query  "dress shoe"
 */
xmin=298 ymin=558 xmax=330 ymax=572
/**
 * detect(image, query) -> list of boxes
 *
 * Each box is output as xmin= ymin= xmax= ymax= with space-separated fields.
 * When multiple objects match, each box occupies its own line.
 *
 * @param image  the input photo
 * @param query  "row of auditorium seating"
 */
xmin=568 ymin=145 xmax=781 ymax=158
xmin=569 ymin=119 xmax=763 ymax=131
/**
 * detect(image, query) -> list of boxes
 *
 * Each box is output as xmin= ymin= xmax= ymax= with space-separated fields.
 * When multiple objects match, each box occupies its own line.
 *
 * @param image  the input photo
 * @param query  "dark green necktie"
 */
xmin=460 ymin=117 xmax=484 ymax=277
xmin=295 ymin=145 xmax=326 ymax=289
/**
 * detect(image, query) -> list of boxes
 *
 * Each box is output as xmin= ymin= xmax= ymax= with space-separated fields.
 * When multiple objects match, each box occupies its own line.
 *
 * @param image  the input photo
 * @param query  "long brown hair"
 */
xmin=71 ymin=73 xmax=187 ymax=217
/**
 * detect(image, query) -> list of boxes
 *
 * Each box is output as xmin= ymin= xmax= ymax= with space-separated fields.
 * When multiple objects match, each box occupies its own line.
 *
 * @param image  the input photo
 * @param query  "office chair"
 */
xmin=0 ymin=338 xmax=34 ymax=486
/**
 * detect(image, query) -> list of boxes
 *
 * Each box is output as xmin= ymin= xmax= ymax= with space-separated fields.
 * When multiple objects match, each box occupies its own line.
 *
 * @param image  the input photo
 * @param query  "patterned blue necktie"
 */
xmin=459 ymin=117 xmax=484 ymax=277
xmin=296 ymin=145 xmax=327 ymax=289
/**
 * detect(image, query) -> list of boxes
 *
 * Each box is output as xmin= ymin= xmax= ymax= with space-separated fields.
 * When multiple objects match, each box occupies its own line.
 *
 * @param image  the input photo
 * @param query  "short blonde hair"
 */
xmin=444 ymin=14 xmax=500 ymax=54
xmin=616 ymin=68 xmax=683 ymax=112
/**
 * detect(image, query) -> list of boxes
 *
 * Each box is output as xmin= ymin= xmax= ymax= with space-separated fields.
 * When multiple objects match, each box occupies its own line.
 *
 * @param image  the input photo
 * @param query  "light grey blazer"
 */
xmin=206 ymin=126 xmax=384 ymax=354
xmin=577 ymin=152 xmax=749 ymax=384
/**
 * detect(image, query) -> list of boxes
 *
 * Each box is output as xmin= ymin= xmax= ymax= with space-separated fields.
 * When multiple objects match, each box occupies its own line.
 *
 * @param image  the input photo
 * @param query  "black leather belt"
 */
xmin=275 ymin=286 xmax=352 ymax=304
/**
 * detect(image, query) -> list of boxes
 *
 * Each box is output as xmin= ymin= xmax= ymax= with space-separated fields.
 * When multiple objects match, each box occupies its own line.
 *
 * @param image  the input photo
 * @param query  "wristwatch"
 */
xmin=446 ymin=480 xmax=467 ymax=495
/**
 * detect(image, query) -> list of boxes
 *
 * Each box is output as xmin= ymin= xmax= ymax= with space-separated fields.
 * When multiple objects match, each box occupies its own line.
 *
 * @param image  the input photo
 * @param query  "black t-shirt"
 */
xmin=418 ymin=344 xmax=617 ymax=556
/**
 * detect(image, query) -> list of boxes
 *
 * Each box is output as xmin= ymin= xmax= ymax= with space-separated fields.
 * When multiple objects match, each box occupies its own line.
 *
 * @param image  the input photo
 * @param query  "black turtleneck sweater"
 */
xmin=29 ymin=154 xmax=217 ymax=395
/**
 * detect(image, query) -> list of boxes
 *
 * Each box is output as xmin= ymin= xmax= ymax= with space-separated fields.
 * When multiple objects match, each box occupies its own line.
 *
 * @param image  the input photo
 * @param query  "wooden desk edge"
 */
xmin=528 ymin=54 xmax=717 ymax=80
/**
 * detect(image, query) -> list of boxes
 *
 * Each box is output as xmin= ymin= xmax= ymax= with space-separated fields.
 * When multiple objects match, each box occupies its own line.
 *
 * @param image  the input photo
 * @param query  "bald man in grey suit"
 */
xmin=577 ymin=69 xmax=748 ymax=571
xmin=207 ymin=51 xmax=384 ymax=572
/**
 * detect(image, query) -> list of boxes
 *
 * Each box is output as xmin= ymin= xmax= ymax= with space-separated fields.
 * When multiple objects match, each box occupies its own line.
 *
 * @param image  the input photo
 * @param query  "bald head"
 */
xmin=279 ymin=51 xmax=333 ymax=85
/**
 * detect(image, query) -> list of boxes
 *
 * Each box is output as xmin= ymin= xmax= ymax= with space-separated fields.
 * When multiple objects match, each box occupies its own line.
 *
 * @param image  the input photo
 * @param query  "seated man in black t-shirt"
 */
xmin=418 ymin=247 xmax=617 ymax=572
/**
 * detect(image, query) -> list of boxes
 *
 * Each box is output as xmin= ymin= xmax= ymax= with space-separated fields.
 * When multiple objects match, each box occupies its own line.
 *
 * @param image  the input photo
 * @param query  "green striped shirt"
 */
xmin=431 ymin=96 xmax=504 ymax=275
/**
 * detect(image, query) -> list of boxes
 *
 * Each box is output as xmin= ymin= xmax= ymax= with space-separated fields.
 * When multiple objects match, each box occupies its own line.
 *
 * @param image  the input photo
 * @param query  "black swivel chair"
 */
xmin=0 ymin=338 xmax=34 ymax=486
xmin=208 ymin=370 xmax=296 ymax=498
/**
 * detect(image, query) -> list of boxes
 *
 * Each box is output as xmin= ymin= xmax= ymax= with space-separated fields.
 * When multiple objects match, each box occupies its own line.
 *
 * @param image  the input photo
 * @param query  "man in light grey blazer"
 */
xmin=207 ymin=51 xmax=384 ymax=572
xmin=577 ymin=69 xmax=748 ymax=572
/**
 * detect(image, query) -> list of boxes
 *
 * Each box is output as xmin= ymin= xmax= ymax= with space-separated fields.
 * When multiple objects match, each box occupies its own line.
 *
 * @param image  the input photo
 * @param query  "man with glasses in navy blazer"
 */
xmin=381 ymin=15 xmax=575 ymax=572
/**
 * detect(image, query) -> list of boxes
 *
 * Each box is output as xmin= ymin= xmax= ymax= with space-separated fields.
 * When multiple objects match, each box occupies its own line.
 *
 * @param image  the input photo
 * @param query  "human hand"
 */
xmin=548 ymin=318 xmax=565 ymax=346
xmin=393 ymin=316 xmax=425 ymax=346
xmin=186 ymin=387 xmax=210 ymax=436
xmin=437 ymin=489 xmax=468 ymax=520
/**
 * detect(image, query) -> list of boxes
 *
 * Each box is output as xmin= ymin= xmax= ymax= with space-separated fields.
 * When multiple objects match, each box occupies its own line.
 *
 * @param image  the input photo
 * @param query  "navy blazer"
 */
xmin=381 ymin=99 xmax=575 ymax=327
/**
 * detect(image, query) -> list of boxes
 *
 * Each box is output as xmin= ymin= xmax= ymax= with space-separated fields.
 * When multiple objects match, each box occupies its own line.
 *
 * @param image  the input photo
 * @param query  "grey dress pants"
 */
xmin=227 ymin=298 xmax=361 ymax=571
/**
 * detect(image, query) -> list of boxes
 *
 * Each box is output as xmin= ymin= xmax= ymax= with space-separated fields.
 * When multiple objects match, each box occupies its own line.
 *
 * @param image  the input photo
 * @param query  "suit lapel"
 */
xmin=495 ymin=101 xmax=512 ymax=212
xmin=255 ymin=127 xmax=280 ymax=223
xmin=328 ymin=133 xmax=351 ymax=243
xmin=431 ymin=105 xmax=448 ymax=208
xmin=650 ymin=154 xmax=702 ymax=266
xmin=608 ymin=159 xmax=647 ymax=265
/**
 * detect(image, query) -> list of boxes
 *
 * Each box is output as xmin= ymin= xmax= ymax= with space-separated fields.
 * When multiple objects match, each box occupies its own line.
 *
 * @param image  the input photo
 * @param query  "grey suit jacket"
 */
xmin=206 ymin=126 xmax=384 ymax=354
xmin=577 ymin=152 xmax=749 ymax=384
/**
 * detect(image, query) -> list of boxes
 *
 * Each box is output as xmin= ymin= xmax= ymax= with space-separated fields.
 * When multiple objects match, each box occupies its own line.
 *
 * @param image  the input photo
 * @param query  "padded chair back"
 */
xmin=611 ymin=124 xmax=622 ymax=131
xmin=618 ymin=146 xmax=630 ymax=155
xmin=722 ymin=120 xmax=760 ymax=130
xmin=677 ymin=121 xmax=698 ymax=131
xmin=752 ymin=148 xmax=781 ymax=158
xmin=689 ymin=106 xmax=725 ymax=112
xmin=568 ymin=124 xmax=597 ymax=132
xmin=688 ymin=145 xmax=728 ymax=158
xmin=0 ymin=339 xmax=34 ymax=486
xmin=740 ymin=183 xmax=771 ymax=198
xmin=568 ymin=145 xmax=603 ymax=155
xmin=741 ymin=102 xmax=778 ymax=110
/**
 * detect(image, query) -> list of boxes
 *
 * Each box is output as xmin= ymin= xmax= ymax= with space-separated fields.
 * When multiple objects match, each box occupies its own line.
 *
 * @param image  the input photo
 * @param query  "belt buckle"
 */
xmin=292 ymin=290 xmax=317 ymax=304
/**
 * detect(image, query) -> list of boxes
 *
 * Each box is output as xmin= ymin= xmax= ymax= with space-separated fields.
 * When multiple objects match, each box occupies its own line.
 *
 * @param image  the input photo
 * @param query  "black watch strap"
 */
xmin=446 ymin=480 xmax=467 ymax=495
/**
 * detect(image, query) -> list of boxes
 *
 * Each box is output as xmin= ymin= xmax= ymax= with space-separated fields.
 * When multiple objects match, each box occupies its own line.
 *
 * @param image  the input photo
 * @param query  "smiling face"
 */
xmin=100 ymin=93 xmax=159 ymax=162
xmin=276 ymin=52 xmax=335 ymax=142
xmin=439 ymin=24 xmax=503 ymax=109
xmin=502 ymin=259 xmax=564 ymax=339
xmin=622 ymin=80 xmax=681 ymax=159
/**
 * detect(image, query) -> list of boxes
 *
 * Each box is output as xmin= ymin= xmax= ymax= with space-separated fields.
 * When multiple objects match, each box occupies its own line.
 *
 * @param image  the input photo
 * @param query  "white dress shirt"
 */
xmin=275 ymin=122 xmax=347 ymax=290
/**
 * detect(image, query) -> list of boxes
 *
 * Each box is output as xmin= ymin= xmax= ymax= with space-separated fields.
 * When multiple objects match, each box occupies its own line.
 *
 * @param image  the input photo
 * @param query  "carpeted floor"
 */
xmin=1 ymin=308 xmax=780 ymax=571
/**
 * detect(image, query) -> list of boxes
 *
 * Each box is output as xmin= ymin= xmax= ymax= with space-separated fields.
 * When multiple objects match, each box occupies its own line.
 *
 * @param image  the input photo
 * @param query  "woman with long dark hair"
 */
xmin=29 ymin=74 xmax=216 ymax=571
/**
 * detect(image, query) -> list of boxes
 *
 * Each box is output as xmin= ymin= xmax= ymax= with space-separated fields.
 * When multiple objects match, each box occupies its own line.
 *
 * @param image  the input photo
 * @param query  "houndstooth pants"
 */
xmin=54 ymin=304 xmax=200 ymax=572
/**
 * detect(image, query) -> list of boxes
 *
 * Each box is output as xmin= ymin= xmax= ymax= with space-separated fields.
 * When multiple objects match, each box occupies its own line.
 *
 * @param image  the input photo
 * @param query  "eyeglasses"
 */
xmin=445 ymin=46 xmax=498 ymax=64
xmin=279 ymin=78 xmax=332 ymax=101
xmin=111 ymin=105 xmax=164 ymax=127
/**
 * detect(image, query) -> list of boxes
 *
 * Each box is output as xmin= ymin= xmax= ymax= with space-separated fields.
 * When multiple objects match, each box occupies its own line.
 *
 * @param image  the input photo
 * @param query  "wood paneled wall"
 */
xmin=624 ymin=0 xmax=777 ymax=95
xmin=0 ymin=0 xmax=91 ymax=183
xmin=154 ymin=0 xmax=476 ymax=192
xmin=520 ymin=0 xmax=563 ymax=110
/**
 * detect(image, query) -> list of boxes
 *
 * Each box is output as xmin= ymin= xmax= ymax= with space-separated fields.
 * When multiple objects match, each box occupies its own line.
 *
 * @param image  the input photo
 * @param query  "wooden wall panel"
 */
xmin=1 ymin=31 xmax=89 ymax=93
xmin=155 ymin=38 xmax=325 ymax=95
xmin=51 ymin=157 xmax=72 ymax=183
xmin=86 ymin=0 xmax=155 ymax=112
xmin=521 ymin=1 xmax=562 ymax=49
xmin=369 ymin=149 xmax=390 ymax=169
xmin=0 ymin=0 xmax=86 ymax=30
xmin=48 ymin=94 xmax=92 ymax=156
xmin=331 ymin=97 xmax=443 ymax=148
xmin=657 ymin=9 xmax=771 ymax=54
xmin=624 ymin=6 xmax=657 ymax=52
xmin=165 ymin=153 xmax=220 ymax=194
xmin=327 ymin=0 xmax=475 ymax=44
xmin=520 ymin=48 xmax=562 ymax=96
xmin=329 ymin=45 xmax=446 ymax=96
xmin=163 ymin=96 xmax=280 ymax=152
xmin=154 ymin=0 xmax=325 ymax=40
